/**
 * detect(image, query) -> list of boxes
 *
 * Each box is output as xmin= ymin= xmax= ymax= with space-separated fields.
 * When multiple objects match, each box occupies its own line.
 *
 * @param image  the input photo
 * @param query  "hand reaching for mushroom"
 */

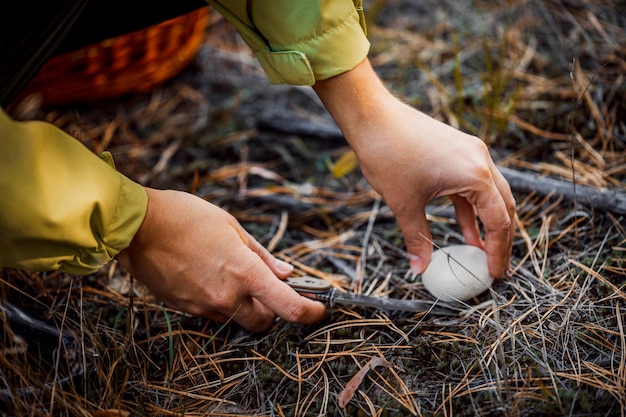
xmin=115 ymin=188 xmax=326 ymax=332
xmin=314 ymin=59 xmax=515 ymax=278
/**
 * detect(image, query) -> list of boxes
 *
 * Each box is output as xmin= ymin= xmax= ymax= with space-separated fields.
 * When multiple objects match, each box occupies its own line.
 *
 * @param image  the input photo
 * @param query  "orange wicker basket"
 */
xmin=20 ymin=7 xmax=209 ymax=106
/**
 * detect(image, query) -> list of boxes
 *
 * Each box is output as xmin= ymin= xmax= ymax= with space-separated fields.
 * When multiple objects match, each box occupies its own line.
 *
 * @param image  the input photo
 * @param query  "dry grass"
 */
xmin=2 ymin=0 xmax=625 ymax=415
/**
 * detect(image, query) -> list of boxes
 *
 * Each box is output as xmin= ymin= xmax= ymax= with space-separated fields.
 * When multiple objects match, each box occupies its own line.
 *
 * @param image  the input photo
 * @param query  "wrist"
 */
xmin=313 ymin=58 xmax=393 ymax=144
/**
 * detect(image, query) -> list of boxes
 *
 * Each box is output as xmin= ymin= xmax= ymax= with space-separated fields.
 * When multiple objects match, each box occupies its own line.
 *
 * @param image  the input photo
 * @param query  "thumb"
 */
xmin=243 ymin=230 xmax=294 ymax=279
xmin=397 ymin=211 xmax=434 ymax=275
xmin=239 ymin=236 xmax=326 ymax=324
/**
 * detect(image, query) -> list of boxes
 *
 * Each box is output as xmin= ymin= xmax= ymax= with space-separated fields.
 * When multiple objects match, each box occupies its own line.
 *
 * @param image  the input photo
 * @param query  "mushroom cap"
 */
xmin=422 ymin=245 xmax=494 ymax=302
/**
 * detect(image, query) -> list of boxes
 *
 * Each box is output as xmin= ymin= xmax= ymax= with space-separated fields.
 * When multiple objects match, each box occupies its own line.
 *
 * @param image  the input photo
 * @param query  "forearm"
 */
xmin=312 ymin=58 xmax=393 ymax=145
xmin=0 ymin=108 xmax=147 ymax=274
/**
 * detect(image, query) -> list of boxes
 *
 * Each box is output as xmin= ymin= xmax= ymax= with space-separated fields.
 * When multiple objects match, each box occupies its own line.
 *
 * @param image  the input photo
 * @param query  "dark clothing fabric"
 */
xmin=0 ymin=0 xmax=88 ymax=106
xmin=54 ymin=0 xmax=206 ymax=55
xmin=0 ymin=0 xmax=206 ymax=107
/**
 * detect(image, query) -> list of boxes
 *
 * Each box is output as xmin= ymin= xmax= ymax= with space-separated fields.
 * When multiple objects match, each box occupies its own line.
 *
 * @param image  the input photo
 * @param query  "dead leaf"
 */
xmin=337 ymin=356 xmax=392 ymax=407
xmin=331 ymin=150 xmax=358 ymax=179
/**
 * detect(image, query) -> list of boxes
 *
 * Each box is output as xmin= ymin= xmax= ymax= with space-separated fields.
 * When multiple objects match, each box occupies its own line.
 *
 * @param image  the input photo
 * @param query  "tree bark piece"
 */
xmin=498 ymin=166 xmax=626 ymax=216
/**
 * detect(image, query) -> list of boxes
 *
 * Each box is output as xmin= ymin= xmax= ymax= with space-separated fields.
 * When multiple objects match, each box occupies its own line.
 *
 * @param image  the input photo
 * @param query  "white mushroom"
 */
xmin=421 ymin=245 xmax=494 ymax=302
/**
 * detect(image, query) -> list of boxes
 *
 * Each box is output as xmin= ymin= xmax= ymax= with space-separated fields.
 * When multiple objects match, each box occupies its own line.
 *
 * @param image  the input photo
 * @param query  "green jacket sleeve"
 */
xmin=205 ymin=0 xmax=370 ymax=85
xmin=0 ymin=108 xmax=147 ymax=275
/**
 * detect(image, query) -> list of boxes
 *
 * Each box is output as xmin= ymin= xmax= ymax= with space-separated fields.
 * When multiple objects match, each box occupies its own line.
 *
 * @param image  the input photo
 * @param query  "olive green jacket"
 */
xmin=0 ymin=1 xmax=369 ymax=275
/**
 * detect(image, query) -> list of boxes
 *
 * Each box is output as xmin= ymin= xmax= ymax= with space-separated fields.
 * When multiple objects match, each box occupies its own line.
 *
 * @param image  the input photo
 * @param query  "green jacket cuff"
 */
xmin=0 ymin=108 xmax=148 ymax=275
xmin=206 ymin=0 xmax=370 ymax=85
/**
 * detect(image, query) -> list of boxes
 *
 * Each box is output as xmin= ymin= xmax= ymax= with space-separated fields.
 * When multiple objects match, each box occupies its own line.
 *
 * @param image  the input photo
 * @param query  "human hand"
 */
xmin=350 ymin=98 xmax=515 ymax=278
xmin=314 ymin=59 xmax=515 ymax=278
xmin=115 ymin=188 xmax=326 ymax=331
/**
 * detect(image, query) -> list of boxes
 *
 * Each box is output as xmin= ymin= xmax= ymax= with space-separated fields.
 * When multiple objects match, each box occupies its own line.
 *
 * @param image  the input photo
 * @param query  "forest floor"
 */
xmin=2 ymin=0 xmax=625 ymax=416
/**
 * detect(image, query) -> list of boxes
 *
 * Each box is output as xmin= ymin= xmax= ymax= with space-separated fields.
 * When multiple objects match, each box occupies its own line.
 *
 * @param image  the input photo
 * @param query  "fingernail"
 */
xmin=409 ymin=255 xmax=424 ymax=274
xmin=275 ymin=259 xmax=293 ymax=274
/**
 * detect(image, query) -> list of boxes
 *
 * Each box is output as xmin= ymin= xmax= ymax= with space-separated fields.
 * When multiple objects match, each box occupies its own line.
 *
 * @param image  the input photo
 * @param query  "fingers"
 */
xmin=450 ymin=194 xmax=483 ymax=249
xmin=393 ymin=204 xmax=433 ymax=274
xmin=232 ymin=276 xmax=326 ymax=332
xmin=199 ymin=293 xmax=277 ymax=332
xmin=195 ymin=270 xmax=326 ymax=332
xmin=249 ymin=276 xmax=327 ymax=326
xmin=243 ymin=230 xmax=294 ymax=278
xmin=226 ymin=289 xmax=326 ymax=333
xmin=231 ymin=298 xmax=278 ymax=332
xmin=393 ymin=165 xmax=514 ymax=279
xmin=227 ymin=287 xmax=326 ymax=333
xmin=214 ymin=220 xmax=325 ymax=331
xmin=490 ymin=165 xmax=516 ymax=274
xmin=470 ymin=165 xmax=515 ymax=279
xmin=227 ymin=243 xmax=326 ymax=332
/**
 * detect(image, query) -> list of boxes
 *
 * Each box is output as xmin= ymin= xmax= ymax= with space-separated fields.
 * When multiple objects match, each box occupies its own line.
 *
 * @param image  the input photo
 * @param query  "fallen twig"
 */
xmin=498 ymin=166 xmax=626 ymax=216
